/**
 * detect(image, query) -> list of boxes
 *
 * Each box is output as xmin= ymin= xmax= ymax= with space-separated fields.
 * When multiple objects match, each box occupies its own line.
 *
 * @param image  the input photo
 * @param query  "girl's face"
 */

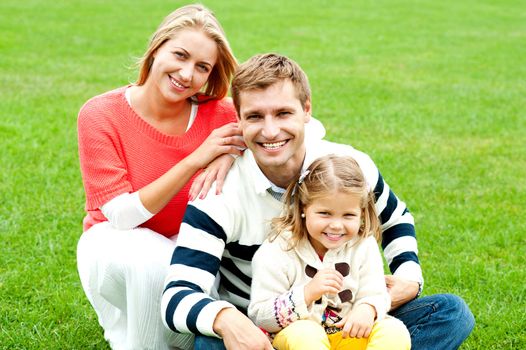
xmin=147 ymin=29 xmax=218 ymax=104
xmin=304 ymin=190 xmax=362 ymax=257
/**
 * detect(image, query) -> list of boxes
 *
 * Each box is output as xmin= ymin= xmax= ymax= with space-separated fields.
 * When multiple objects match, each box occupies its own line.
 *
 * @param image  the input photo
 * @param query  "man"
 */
xmin=161 ymin=53 xmax=474 ymax=350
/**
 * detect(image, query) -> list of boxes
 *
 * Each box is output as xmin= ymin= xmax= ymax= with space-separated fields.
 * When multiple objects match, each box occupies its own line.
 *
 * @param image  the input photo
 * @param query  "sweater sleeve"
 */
xmin=77 ymin=98 xmax=133 ymax=209
xmin=373 ymin=170 xmax=423 ymax=285
xmin=161 ymin=202 xmax=236 ymax=337
xmin=351 ymin=237 xmax=391 ymax=320
xmin=248 ymin=241 xmax=310 ymax=333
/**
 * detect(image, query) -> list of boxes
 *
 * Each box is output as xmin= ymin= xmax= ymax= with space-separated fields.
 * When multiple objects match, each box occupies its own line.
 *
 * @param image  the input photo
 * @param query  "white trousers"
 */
xmin=77 ymin=222 xmax=194 ymax=350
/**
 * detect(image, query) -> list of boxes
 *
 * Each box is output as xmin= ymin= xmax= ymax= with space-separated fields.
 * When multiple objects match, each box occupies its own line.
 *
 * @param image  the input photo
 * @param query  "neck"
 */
xmin=259 ymin=150 xmax=306 ymax=189
xmin=131 ymin=84 xmax=190 ymax=122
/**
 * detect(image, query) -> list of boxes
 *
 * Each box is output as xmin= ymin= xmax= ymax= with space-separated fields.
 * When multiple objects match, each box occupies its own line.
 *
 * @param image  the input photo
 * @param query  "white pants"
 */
xmin=77 ymin=222 xmax=194 ymax=350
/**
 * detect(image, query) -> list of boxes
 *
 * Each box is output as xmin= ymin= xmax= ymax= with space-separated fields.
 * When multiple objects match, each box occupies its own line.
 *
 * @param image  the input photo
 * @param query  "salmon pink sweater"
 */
xmin=77 ymin=86 xmax=237 ymax=237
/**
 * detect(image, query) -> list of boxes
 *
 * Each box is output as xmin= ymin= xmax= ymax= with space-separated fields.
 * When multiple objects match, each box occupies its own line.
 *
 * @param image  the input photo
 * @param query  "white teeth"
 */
xmin=262 ymin=141 xmax=286 ymax=149
xmin=170 ymin=76 xmax=185 ymax=89
xmin=326 ymin=233 xmax=343 ymax=238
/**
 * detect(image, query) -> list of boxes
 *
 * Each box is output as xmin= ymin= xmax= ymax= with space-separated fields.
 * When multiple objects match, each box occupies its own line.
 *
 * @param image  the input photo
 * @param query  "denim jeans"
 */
xmin=194 ymin=335 xmax=227 ymax=350
xmin=194 ymin=293 xmax=475 ymax=350
xmin=389 ymin=293 xmax=475 ymax=350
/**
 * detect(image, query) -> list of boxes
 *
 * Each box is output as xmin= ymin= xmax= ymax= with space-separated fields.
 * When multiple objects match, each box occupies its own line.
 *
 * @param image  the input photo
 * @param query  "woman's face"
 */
xmin=148 ymin=29 xmax=218 ymax=103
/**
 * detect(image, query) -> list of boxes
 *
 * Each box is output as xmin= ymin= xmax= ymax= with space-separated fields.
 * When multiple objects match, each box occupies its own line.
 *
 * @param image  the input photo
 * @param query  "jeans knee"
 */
xmin=437 ymin=294 xmax=475 ymax=337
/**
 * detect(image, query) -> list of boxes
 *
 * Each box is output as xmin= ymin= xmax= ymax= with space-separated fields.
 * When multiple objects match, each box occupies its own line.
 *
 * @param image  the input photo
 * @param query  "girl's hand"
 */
xmin=335 ymin=304 xmax=376 ymax=339
xmin=187 ymin=123 xmax=245 ymax=170
xmin=304 ymin=268 xmax=343 ymax=305
xmin=189 ymin=154 xmax=235 ymax=201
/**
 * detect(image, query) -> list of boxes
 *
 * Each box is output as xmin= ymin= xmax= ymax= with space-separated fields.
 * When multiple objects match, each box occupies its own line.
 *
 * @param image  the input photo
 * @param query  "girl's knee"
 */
xmin=273 ymin=320 xmax=330 ymax=350
xmin=370 ymin=318 xmax=411 ymax=350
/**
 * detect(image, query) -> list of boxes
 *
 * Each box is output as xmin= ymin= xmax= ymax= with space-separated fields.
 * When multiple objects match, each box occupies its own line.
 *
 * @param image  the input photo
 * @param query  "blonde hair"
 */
xmin=135 ymin=4 xmax=237 ymax=99
xmin=231 ymin=53 xmax=311 ymax=115
xmin=271 ymin=155 xmax=380 ymax=249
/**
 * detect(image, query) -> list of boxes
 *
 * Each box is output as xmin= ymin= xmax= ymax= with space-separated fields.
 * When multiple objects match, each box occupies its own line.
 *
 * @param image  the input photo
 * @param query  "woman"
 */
xmin=76 ymin=4 xmax=244 ymax=349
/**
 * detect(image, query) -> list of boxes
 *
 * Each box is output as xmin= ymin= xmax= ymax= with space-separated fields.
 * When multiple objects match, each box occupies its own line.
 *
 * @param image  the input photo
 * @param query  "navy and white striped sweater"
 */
xmin=161 ymin=139 xmax=421 ymax=337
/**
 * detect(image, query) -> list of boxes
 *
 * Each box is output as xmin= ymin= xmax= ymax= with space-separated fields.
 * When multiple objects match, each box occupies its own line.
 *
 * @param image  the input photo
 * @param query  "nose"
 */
xmin=179 ymin=63 xmax=193 ymax=82
xmin=261 ymin=117 xmax=280 ymax=139
xmin=329 ymin=219 xmax=344 ymax=230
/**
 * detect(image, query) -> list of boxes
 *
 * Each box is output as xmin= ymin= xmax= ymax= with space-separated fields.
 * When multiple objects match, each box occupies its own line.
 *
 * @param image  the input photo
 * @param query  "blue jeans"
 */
xmin=389 ymin=293 xmax=475 ymax=350
xmin=194 ymin=294 xmax=475 ymax=350
xmin=194 ymin=335 xmax=227 ymax=350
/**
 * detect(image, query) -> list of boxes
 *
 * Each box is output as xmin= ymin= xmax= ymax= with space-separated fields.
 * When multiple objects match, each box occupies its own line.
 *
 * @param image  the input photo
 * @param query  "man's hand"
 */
xmin=385 ymin=275 xmax=420 ymax=311
xmin=213 ymin=308 xmax=273 ymax=350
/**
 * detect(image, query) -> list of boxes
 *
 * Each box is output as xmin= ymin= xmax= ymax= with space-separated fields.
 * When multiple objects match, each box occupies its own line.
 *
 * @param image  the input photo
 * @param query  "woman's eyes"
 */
xmin=173 ymin=51 xmax=186 ymax=59
xmin=196 ymin=64 xmax=210 ymax=73
xmin=172 ymin=52 xmax=210 ymax=73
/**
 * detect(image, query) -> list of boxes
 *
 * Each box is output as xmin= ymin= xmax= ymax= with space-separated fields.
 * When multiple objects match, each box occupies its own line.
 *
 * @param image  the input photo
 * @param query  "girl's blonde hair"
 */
xmin=135 ymin=4 xmax=237 ymax=100
xmin=271 ymin=154 xmax=380 ymax=249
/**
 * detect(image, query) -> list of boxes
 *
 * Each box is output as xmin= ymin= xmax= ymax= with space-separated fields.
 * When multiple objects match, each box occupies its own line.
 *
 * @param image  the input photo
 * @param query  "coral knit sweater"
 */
xmin=77 ymin=86 xmax=237 ymax=237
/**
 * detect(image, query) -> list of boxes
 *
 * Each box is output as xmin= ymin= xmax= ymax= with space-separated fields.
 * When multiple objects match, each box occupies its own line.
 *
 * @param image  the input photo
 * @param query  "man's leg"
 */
xmin=194 ymin=335 xmax=227 ymax=350
xmin=389 ymin=294 xmax=475 ymax=350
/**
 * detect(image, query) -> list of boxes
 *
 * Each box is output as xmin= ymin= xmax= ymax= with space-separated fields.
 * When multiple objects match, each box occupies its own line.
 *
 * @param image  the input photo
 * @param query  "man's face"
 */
xmin=238 ymin=80 xmax=311 ymax=177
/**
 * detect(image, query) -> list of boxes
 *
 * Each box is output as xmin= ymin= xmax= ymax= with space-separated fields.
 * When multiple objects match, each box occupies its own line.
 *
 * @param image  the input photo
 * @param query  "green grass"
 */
xmin=1 ymin=0 xmax=524 ymax=348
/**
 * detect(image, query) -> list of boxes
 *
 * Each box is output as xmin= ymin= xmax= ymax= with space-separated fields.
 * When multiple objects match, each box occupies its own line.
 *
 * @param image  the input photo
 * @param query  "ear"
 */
xmin=303 ymin=98 xmax=312 ymax=123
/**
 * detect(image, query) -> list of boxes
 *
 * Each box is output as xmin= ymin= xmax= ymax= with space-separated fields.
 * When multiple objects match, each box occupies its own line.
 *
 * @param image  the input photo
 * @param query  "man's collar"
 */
xmin=245 ymin=144 xmax=315 ymax=197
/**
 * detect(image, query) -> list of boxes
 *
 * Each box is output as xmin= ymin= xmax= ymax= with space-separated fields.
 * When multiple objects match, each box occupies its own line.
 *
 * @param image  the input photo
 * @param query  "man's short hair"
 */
xmin=231 ymin=53 xmax=311 ymax=115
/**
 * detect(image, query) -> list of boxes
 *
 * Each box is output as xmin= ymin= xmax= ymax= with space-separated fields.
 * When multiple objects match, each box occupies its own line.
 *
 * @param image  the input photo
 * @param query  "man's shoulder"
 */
xmin=307 ymin=139 xmax=374 ymax=167
xmin=306 ymin=139 xmax=379 ymax=187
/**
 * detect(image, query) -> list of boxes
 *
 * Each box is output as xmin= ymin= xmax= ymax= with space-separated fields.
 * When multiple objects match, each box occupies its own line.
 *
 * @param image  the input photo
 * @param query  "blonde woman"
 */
xmin=77 ymin=5 xmax=243 ymax=349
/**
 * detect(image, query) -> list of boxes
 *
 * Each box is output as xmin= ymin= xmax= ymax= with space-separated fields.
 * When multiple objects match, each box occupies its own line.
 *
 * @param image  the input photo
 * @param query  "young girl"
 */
xmin=248 ymin=155 xmax=411 ymax=350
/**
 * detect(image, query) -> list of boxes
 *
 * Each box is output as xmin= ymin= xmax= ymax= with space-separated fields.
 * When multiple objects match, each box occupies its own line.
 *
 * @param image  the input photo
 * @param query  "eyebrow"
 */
xmin=241 ymin=106 xmax=295 ymax=117
xmin=172 ymin=46 xmax=214 ymax=67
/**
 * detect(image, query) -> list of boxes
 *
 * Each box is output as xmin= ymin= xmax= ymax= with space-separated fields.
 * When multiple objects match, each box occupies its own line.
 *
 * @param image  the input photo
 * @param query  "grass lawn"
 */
xmin=1 ymin=0 xmax=524 ymax=348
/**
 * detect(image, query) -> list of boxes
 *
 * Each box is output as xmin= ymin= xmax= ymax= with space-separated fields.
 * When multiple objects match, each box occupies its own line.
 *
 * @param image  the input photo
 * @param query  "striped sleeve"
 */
xmin=373 ymin=171 xmax=423 ymax=284
xmin=161 ymin=204 xmax=235 ymax=337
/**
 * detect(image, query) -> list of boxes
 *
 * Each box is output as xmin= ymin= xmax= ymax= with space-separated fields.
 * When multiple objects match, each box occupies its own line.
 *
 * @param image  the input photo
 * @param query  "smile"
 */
xmin=169 ymin=75 xmax=188 ymax=89
xmin=324 ymin=233 xmax=345 ymax=241
xmin=261 ymin=141 xmax=287 ymax=150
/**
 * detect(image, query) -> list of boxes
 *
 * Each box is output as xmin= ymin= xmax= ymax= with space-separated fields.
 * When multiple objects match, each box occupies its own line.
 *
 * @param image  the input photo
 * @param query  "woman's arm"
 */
xmin=138 ymin=122 xmax=245 ymax=214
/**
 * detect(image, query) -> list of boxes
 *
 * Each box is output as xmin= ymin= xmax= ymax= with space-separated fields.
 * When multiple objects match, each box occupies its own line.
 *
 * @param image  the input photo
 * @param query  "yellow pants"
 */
xmin=272 ymin=317 xmax=411 ymax=350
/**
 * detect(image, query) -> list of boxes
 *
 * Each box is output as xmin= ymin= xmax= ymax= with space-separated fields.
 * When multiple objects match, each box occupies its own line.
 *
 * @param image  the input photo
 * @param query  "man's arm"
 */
xmin=161 ymin=204 xmax=234 ymax=336
xmin=373 ymin=171 xmax=423 ymax=307
xmin=161 ymin=203 xmax=273 ymax=349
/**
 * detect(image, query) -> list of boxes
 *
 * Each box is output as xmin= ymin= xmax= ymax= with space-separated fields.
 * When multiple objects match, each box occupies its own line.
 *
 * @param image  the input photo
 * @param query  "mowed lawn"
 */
xmin=1 ymin=0 xmax=524 ymax=348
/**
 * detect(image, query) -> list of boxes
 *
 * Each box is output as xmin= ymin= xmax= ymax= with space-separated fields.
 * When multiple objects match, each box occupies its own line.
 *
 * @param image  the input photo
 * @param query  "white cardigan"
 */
xmin=249 ymin=233 xmax=390 ymax=334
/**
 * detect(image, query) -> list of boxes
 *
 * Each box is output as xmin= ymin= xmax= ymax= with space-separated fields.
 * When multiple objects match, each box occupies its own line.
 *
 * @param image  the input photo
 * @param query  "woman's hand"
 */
xmin=186 ymin=122 xmax=245 ymax=170
xmin=304 ymin=268 xmax=343 ymax=305
xmin=189 ymin=154 xmax=235 ymax=201
xmin=335 ymin=303 xmax=376 ymax=339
